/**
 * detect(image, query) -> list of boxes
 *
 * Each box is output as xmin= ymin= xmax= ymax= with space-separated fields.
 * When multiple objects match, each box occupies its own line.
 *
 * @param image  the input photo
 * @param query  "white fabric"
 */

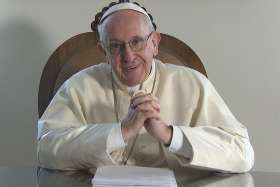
xmin=37 ymin=59 xmax=254 ymax=176
xmin=100 ymin=2 xmax=150 ymax=24
xmin=107 ymin=123 xmax=126 ymax=154
xmin=169 ymin=126 xmax=184 ymax=152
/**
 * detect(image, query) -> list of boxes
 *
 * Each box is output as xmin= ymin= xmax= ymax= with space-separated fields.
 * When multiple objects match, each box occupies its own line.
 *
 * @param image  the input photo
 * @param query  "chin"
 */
xmin=125 ymin=79 xmax=141 ymax=86
xmin=124 ymin=76 xmax=144 ymax=86
xmin=123 ymin=70 xmax=146 ymax=86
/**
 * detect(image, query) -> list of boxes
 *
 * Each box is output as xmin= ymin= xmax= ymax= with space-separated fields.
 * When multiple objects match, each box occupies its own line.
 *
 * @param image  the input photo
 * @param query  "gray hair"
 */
xmin=98 ymin=13 xmax=155 ymax=45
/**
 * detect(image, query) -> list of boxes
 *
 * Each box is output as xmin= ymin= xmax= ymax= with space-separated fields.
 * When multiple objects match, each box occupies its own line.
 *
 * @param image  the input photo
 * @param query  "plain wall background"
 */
xmin=0 ymin=0 xmax=279 ymax=171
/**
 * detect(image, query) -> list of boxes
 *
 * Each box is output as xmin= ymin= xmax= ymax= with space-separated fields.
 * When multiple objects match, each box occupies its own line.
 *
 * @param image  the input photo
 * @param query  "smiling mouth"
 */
xmin=128 ymin=66 xmax=137 ymax=70
xmin=123 ymin=65 xmax=139 ymax=71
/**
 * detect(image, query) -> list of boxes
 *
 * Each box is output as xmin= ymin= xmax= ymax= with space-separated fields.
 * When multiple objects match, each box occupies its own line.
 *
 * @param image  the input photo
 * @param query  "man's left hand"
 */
xmin=131 ymin=93 xmax=173 ymax=145
xmin=144 ymin=118 xmax=173 ymax=145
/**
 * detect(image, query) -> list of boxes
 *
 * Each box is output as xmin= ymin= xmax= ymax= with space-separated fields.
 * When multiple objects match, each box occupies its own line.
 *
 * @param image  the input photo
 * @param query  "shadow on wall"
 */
xmin=0 ymin=18 xmax=50 ymax=166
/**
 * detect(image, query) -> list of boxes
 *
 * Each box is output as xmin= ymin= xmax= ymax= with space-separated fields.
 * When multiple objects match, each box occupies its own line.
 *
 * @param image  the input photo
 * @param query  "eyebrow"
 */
xmin=108 ymin=39 xmax=122 ymax=43
xmin=108 ymin=35 xmax=144 ymax=43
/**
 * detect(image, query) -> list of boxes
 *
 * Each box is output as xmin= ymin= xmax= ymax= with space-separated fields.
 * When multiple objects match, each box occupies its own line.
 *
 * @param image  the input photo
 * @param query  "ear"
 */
xmin=151 ymin=32 xmax=161 ymax=56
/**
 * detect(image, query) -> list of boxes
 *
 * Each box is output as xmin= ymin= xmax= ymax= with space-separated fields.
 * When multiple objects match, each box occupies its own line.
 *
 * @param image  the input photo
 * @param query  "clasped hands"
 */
xmin=121 ymin=93 xmax=172 ymax=145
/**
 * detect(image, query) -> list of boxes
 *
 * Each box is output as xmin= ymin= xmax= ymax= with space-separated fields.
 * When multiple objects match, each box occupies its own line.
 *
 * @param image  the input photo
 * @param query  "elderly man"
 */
xmin=37 ymin=1 xmax=254 ymax=175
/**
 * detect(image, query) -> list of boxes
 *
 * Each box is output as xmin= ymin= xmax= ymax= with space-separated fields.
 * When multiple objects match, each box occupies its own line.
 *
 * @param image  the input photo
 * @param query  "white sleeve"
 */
xmin=37 ymin=83 xmax=126 ymax=170
xmin=168 ymin=126 xmax=192 ymax=160
xmin=107 ymin=123 xmax=127 ymax=153
xmin=168 ymin=72 xmax=254 ymax=173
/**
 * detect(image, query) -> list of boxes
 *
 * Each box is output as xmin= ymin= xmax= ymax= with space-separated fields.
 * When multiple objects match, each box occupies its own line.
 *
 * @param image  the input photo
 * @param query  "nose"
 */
xmin=120 ymin=43 xmax=135 ymax=63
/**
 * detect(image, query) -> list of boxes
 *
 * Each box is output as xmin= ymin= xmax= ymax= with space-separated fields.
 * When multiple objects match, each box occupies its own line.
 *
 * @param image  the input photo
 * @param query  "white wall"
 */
xmin=0 ymin=0 xmax=279 ymax=171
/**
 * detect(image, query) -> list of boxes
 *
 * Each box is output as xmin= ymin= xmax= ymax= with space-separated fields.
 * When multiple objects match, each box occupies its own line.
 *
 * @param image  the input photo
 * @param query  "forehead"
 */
xmin=104 ymin=10 xmax=150 ymax=40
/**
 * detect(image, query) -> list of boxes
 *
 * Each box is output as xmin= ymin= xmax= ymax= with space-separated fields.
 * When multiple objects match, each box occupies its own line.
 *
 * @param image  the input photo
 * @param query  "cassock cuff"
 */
xmin=168 ymin=125 xmax=183 ymax=152
xmin=107 ymin=123 xmax=127 ymax=153
xmin=169 ymin=126 xmax=193 ymax=160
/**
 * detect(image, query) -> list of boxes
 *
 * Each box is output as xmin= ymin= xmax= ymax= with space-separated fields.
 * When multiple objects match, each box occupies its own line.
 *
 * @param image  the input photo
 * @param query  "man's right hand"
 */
xmin=121 ymin=94 xmax=160 ymax=142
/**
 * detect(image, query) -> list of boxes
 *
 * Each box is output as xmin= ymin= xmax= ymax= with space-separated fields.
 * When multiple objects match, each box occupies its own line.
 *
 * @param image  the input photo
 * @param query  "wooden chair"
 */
xmin=38 ymin=31 xmax=207 ymax=117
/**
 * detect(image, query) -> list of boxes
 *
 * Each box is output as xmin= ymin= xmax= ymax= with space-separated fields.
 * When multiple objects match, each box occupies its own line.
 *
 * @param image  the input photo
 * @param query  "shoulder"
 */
xmin=155 ymin=59 xmax=209 ymax=87
xmin=58 ymin=63 xmax=111 ymax=92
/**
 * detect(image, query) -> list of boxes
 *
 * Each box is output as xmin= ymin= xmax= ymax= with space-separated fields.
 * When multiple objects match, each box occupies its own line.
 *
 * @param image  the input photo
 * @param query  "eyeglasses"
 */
xmin=105 ymin=32 xmax=153 ymax=55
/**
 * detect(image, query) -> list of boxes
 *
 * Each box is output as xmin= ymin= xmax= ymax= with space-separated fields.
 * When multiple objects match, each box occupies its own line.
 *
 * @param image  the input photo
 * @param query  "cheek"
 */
xmin=143 ymin=50 xmax=155 ymax=63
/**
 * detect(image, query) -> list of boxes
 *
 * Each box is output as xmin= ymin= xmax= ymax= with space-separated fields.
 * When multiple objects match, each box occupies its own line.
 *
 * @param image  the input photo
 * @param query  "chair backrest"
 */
xmin=38 ymin=31 xmax=207 ymax=117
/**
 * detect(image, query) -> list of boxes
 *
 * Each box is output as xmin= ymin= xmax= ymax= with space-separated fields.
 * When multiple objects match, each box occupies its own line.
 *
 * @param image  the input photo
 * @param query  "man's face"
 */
xmin=101 ymin=10 xmax=160 ymax=86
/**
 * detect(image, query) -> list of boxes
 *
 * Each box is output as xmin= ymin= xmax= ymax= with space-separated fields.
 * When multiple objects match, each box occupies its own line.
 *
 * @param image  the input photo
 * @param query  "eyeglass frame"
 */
xmin=102 ymin=32 xmax=154 ymax=56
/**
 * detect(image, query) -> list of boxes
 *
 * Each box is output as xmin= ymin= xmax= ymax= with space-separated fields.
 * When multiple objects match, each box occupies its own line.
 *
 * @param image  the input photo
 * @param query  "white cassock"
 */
xmin=37 ymin=59 xmax=254 ymax=179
